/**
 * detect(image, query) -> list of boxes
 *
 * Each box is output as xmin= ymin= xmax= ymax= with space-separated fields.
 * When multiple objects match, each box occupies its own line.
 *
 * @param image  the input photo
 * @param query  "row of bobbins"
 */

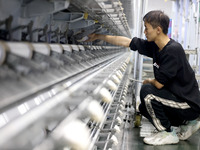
xmin=34 ymin=56 xmax=131 ymax=150
xmin=98 ymin=56 xmax=130 ymax=103
xmin=0 ymin=40 xmax=122 ymax=67
xmin=93 ymin=56 xmax=130 ymax=149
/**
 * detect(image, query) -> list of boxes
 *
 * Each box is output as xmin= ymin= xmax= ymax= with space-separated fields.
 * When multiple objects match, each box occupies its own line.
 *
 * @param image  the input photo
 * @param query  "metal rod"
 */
xmin=129 ymin=77 xmax=143 ymax=83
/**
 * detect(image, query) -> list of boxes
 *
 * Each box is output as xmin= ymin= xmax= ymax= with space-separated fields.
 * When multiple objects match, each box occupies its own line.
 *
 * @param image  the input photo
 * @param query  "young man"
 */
xmin=87 ymin=10 xmax=200 ymax=145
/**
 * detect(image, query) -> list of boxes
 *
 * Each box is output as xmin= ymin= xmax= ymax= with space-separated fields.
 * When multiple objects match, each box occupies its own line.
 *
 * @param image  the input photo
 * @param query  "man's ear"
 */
xmin=157 ymin=26 xmax=162 ymax=34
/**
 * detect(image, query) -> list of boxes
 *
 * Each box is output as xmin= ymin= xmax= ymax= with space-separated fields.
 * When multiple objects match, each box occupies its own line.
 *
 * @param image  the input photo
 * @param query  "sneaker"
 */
xmin=177 ymin=120 xmax=200 ymax=140
xmin=143 ymin=129 xmax=179 ymax=145
xmin=142 ymin=129 xmax=158 ymax=140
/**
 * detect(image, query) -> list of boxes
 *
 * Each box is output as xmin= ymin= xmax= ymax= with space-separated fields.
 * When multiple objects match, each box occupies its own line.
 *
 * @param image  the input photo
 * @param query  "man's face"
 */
xmin=144 ymin=22 xmax=158 ymax=42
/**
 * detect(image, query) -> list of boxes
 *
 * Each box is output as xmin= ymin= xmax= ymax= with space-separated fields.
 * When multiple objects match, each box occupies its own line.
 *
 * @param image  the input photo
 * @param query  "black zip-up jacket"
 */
xmin=129 ymin=37 xmax=200 ymax=113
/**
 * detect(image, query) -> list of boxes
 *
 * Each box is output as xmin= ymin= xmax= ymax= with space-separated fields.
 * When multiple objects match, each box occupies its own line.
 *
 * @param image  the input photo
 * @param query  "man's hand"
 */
xmin=86 ymin=33 xmax=98 ymax=42
xmin=143 ymin=78 xmax=152 ymax=84
xmin=143 ymin=78 xmax=164 ymax=89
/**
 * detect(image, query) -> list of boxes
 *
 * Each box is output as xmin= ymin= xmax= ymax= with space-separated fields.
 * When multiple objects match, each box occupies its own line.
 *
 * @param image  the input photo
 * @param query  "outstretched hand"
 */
xmin=86 ymin=33 xmax=98 ymax=42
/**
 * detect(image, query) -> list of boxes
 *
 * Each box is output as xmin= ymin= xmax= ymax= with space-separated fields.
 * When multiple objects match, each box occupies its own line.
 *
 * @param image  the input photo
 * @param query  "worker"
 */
xmin=87 ymin=10 xmax=200 ymax=145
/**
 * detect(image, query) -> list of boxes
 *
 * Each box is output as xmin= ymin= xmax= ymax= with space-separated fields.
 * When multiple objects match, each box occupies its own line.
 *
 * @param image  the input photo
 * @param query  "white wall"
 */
xmin=146 ymin=0 xmax=173 ymax=18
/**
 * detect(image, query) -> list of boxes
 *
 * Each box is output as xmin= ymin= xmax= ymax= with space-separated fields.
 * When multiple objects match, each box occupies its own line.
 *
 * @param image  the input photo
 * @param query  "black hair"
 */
xmin=143 ymin=10 xmax=170 ymax=35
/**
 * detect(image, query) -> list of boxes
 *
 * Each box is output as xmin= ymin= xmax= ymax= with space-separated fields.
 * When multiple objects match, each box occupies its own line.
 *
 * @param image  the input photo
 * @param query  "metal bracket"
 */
xmin=53 ymin=12 xmax=95 ymax=29
xmin=53 ymin=12 xmax=85 ymax=23
xmin=21 ymin=0 xmax=70 ymax=17
xmin=0 ymin=16 xmax=13 ymax=40
xmin=69 ymin=20 xmax=95 ymax=29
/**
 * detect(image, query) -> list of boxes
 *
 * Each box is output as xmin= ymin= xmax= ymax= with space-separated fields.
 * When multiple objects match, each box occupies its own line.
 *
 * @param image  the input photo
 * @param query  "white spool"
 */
xmin=111 ymin=74 xmax=120 ymax=84
xmin=106 ymin=80 xmax=117 ymax=91
xmin=62 ymin=120 xmax=91 ymax=150
xmin=32 ymin=43 xmax=50 ymax=55
xmin=87 ymin=100 xmax=104 ymax=123
xmin=99 ymin=87 xmax=113 ymax=103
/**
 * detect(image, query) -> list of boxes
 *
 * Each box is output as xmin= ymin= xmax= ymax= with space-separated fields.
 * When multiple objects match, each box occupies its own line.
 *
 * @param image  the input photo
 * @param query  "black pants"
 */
xmin=139 ymin=84 xmax=199 ymax=131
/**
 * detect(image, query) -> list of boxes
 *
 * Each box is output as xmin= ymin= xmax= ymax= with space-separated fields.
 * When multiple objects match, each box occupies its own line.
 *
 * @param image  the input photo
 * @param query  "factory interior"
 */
xmin=0 ymin=0 xmax=200 ymax=149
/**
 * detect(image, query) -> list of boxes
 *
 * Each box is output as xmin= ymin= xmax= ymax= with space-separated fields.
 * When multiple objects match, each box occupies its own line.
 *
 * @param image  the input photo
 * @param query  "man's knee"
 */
xmin=140 ymin=84 xmax=154 ymax=100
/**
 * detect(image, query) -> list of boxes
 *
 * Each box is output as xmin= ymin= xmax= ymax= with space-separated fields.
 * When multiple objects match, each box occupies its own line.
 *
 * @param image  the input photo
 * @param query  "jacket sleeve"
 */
xmin=129 ymin=37 xmax=157 ymax=58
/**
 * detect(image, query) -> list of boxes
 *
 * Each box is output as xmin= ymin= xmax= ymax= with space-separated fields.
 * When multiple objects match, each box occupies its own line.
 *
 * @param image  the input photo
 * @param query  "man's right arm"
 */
xmin=87 ymin=34 xmax=132 ymax=48
xmin=143 ymin=78 xmax=164 ymax=89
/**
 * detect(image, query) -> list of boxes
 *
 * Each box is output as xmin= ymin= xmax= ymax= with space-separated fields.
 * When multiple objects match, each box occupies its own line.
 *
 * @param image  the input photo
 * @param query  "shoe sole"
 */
xmin=144 ymin=138 xmax=179 ymax=145
xmin=144 ymin=134 xmax=179 ymax=145
xmin=179 ymin=122 xmax=200 ymax=140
